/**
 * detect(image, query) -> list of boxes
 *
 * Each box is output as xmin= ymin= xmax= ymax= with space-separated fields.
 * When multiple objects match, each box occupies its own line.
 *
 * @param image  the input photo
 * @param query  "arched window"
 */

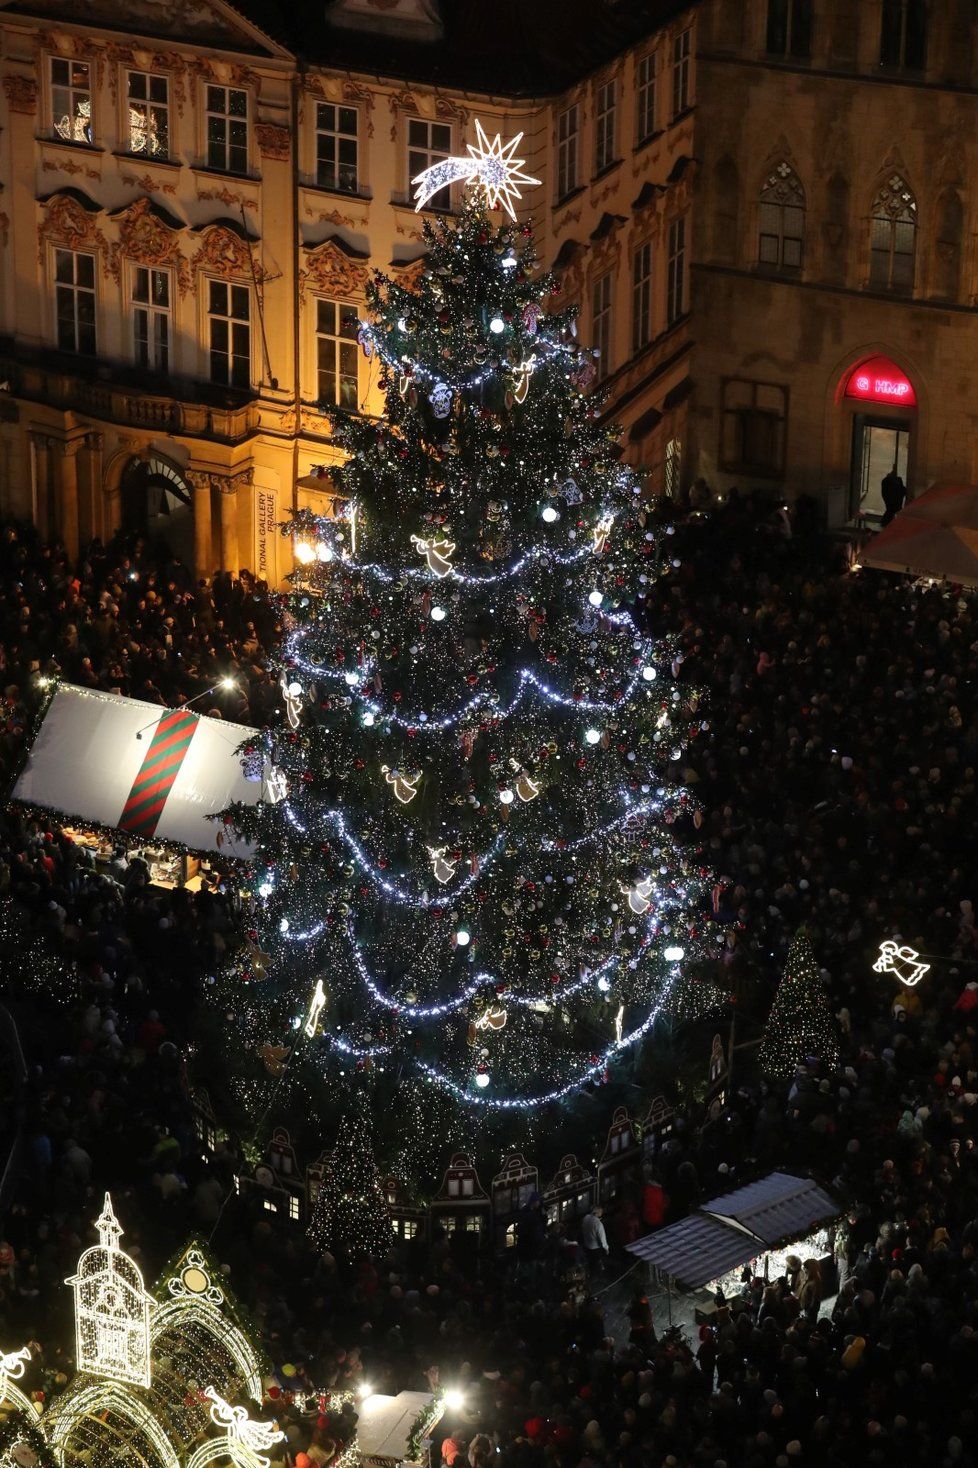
xmin=869 ymin=174 xmax=917 ymax=290
xmin=880 ymin=0 xmax=927 ymax=72
xmin=758 ymin=162 xmax=805 ymax=269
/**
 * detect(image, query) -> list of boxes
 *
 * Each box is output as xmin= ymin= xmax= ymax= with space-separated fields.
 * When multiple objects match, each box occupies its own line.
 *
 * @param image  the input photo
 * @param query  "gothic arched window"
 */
xmin=869 ymin=174 xmax=917 ymax=290
xmin=758 ymin=162 xmax=805 ymax=269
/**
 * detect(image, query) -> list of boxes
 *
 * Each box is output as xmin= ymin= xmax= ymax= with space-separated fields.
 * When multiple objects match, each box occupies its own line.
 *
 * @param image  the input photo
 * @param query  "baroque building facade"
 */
xmin=691 ymin=0 xmax=978 ymax=520
xmin=0 ymin=0 xmax=696 ymax=584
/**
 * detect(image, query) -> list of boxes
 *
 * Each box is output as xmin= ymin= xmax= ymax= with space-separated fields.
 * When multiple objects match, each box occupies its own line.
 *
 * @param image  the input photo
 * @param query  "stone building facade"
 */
xmin=691 ymin=0 xmax=978 ymax=521
xmin=0 ymin=0 xmax=696 ymax=583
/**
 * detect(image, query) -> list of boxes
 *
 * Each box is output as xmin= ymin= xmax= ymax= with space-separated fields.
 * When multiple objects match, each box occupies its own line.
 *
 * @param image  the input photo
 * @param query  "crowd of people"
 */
xmin=1 ymin=502 xmax=978 ymax=1468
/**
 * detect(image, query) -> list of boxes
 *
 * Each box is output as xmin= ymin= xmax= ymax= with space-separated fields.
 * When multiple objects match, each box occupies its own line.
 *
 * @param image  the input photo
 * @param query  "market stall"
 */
xmin=626 ymin=1171 xmax=841 ymax=1314
xmin=357 ymin=1391 xmax=443 ymax=1468
xmin=10 ymin=684 xmax=269 ymax=876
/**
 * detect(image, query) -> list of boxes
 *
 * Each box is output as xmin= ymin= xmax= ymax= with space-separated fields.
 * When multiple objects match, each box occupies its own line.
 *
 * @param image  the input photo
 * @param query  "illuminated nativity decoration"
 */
xmin=12 ymin=1193 xmax=289 ymax=1468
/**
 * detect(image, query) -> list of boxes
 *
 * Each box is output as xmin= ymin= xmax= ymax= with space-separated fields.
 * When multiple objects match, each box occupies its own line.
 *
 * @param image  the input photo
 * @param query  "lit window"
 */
xmin=594 ymin=79 xmax=617 ymax=174
xmin=316 ymin=103 xmax=359 ymax=193
xmin=869 ymin=174 xmax=916 ymax=291
xmin=132 ymin=266 xmax=170 ymax=373
xmin=758 ymin=162 xmax=805 ymax=269
xmin=505 ymin=1223 xmax=517 ymax=1249
xmin=51 ymin=57 xmax=92 ymax=144
xmin=403 ymin=1219 xmax=418 ymax=1239
xmin=631 ymin=241 xmax=653 ymax=353
xmin=208 ymin=280 xmax=251 ymax=388
xmin=206 ymin=85 xmax=248 ymax=174
xmin=263 ymin=1199 xmax=277 ymax=1213
xmin=636 ymin=51 xmax=658 ymax=144
xmin=464 ymin=1215 xmax=481 ymax=1233
xmin=408 ymin=118 xmax=452 ymax=210
xmin=54 ymin=249 xmax=96 ymax=355
xmin=316 ymin=299 xmax=359 ymax=409
xmin=592 ymin=270 xmax=614 ymax=380
xmin=128 ymin=71 xmax=169 ymax=158
xmin=667 ymin=216 xmax=687 ymax=324
xmin=556 ymin=104 xmax=579 ymax=201
xmin=461 ymin=1177 xmax=474 ymax=1198
xmin=672 ymin=28 xmax=692 ymax=117
xmin=664 ymin=438 xmax=682 ymax=497
xmin=766 ymin=0 xmax=813 ymax=59
xmin=288 ymin=1196 xmax=300 ymax=1221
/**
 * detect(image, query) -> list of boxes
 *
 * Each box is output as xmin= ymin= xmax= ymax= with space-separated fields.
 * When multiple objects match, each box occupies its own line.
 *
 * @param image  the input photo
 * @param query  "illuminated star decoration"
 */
xmin=873 ymin=938 xmax=931 ymax=987
xmin=413 ymin=119 xmax=541 ymax=220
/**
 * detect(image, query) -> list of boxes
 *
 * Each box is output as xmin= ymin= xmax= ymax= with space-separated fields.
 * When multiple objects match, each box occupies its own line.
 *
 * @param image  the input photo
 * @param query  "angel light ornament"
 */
xmin=427 ymin=845 xmax=457 ymax=885
xmin=411 ymin=533 xmax=456 ymax=578
xmin=202 ymin=1386 xmax=285 ymax=1468
xmin=474 ymin=1003 xmax=508 ymax=1032
xmin=622 ymin=876 xmax=654 ymax=916
xmin=593 ymin=512 xmax=615 ymax=554
xmin=412 ymin=119 xmax=541 ymax=219
xmin=509 ymin=759 xmax=541 ymax=802
xmin=382 ymin=764 xmax=421 ymax=805
xmin=873 ymin=939 xmax=931 ymax=987
xmin=264 ymin=762 xmax=288 ymax=805
xmin=279 ymin=671 xmax=304 ymax=731
xmin=303 ymin=977 xmax=327 ymax=1039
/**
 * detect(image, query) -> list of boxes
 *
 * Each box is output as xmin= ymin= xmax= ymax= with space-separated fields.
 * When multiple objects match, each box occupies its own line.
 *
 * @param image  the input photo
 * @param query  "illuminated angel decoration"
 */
xmin=303 ymin=977 xmax=327 ymax=1039
xmin=413 ymin=120 xmax=541 ymax=219
xmin=203 ymin=1387 xmax=285 ymax=1468
xmin=873 ymin=939 xmax=931 ymax=987
xmin=382 ymin=764 xmax=422 ymax=805
xmin=411 ymin=533 xmax=456 ymax=578
xmin=279 ymin=672 xmax=304 ymax=731
xmin=593 ymin=513 xmax=615 ymax=555
xmin=622 ymin=876 xmax=654 ymax=916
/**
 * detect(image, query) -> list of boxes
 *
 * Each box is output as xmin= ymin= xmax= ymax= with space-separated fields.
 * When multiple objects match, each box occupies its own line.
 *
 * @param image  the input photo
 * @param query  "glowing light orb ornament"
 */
xmin=873 ymin=939 xmax=930 ymax=987
xmin=664 ymin=945 xmax=686 ymax=963
xmin=412 ymin=119 xmax=541 ymax=219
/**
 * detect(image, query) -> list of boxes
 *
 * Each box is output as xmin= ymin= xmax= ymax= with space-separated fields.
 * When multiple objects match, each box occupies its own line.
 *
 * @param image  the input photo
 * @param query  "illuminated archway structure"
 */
xmin=38 ymin=1197 xmax=287 ymax=1468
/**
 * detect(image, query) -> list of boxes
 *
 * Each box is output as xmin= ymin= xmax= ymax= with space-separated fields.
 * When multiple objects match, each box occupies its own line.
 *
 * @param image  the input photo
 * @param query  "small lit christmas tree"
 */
xmin=759 ymin=928 xmax=840 ymax=1079
xmin=308 ymin=1104 xmax=393 ymax=1260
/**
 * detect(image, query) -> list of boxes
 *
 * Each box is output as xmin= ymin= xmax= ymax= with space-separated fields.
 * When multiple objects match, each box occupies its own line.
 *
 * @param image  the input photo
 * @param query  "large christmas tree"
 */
xmin=221 ymin=138 xmax=712 ymax=1173
xmin=759 ymin=927 xmax=841 ymax=1079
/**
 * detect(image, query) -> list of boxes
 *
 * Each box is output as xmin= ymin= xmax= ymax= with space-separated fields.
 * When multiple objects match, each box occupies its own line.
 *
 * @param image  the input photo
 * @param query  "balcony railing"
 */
xmin=0 ymin=341 xmax=260 ymax=444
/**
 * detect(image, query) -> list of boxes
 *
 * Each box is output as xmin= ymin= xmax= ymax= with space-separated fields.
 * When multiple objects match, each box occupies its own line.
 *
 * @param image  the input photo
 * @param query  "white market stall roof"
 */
xmin=626 ymin=1171 xmax=839 ymax=1291
xmin=861 ymin=482 xmax=978 ymax=588
xmin=357 ymin=1391 xmax=441 ymax=1467
xmin=11 ymin=683 xmax=263 ymax=857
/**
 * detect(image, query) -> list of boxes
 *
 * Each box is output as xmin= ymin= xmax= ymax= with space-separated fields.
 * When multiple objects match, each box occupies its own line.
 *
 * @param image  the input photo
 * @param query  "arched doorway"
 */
xmin=121 ymin=454 xmax=194 ymax=565
xmin=838 ymin=355 xmax=917 ymax=522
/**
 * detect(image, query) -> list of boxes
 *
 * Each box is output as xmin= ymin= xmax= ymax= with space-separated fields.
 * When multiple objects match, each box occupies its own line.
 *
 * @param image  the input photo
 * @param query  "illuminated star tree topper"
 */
xmin=413 ymin=119 xmax=541 ymax=219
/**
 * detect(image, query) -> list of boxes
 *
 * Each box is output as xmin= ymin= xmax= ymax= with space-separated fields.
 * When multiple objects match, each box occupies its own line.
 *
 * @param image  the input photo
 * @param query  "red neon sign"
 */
xmin=844 ymin=355 xmax=916 ymax=407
